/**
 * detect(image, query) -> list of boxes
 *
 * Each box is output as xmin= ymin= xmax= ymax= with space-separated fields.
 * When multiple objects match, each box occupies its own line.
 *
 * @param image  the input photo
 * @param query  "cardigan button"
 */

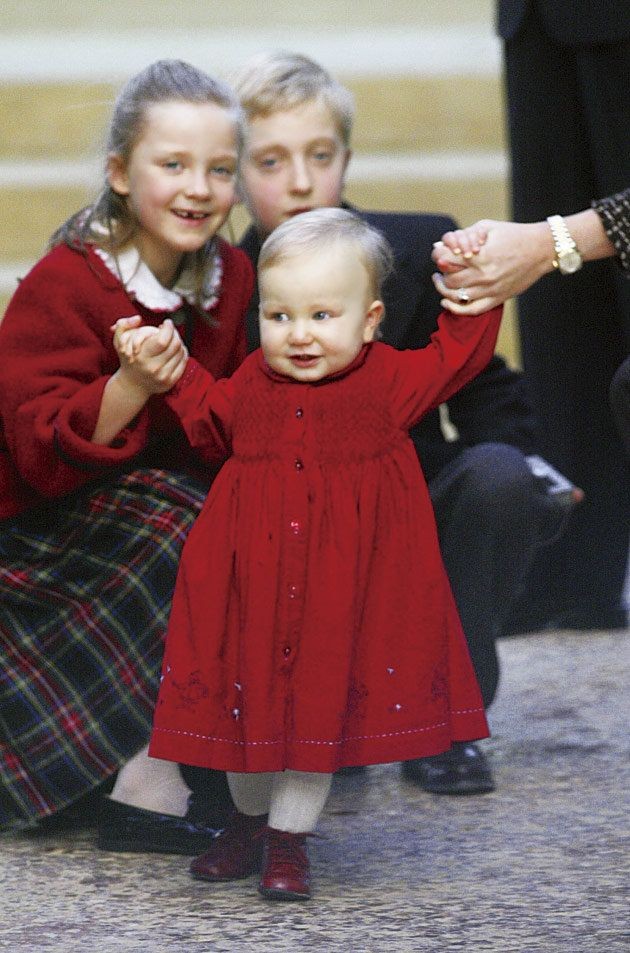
xmin=290 ymin=520 xmax=300 ymax=534
xmin=294 ymin=458 xmax=304 ymax=470
xmin=295 ymin=407 xmax=304 ymax=418
xmin=283 ymin=646 xmax=292 ymax=657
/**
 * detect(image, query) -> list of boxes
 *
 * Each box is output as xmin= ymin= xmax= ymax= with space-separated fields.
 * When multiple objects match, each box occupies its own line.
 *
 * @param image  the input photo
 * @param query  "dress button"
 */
xmin=283 ymin=646 xmax=291 ymax=657
xmin=295 ymin=407 xmax=304 ymax=418
xmin=294 ymin=458 xmax=304 ymax=470
xmin=290 ymin=520 xmax=300 ymax=534
xmin=288 ymin=584 xmax=298 ymax=599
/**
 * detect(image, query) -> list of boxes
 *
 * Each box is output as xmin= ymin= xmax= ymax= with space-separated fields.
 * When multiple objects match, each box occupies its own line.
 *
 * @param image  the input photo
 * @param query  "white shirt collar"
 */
xmin=94 ymin=244 xmax=222 ymax=312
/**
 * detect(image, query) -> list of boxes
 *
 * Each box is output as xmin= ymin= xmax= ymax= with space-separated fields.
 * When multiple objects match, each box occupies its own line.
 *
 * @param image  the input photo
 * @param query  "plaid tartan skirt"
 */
xmin=0 ymin=468 xmax=207 ymax=827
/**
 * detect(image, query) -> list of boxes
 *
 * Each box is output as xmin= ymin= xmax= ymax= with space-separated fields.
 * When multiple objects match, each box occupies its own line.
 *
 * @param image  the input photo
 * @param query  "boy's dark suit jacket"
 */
xmin=239 ymin=209 xmax=538 ymax=483
xmin=497 ymin=0 xmax=630 ymax=45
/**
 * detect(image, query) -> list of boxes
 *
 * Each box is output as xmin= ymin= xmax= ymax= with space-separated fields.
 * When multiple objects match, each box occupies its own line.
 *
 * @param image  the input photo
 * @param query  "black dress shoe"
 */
xmin=552 ymin=607 xmax=628 ymax=631
xmin=402 ymin=742 xmax=495 ymax=795
xmin=97 ymin=798 xmax=220 ymax=855
xmin=506 ymin=602 xmax=627 ymax=635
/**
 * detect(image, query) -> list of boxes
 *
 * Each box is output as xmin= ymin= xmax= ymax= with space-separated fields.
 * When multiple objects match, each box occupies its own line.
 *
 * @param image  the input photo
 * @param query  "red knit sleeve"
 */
xmin=385 ymin=306 xmax=504 ymax=429
xmin=0 ymin=246 xmax=150 ymax=501
xmin=164 ymin=357 xmax=242 ymax=461
xmin=159 ymin=242 xmax=253 ymax=465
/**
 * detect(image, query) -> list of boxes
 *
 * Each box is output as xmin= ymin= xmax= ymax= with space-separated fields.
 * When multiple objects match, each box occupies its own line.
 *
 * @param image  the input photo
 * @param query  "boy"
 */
xmin=232 ymin=52 xmax=573 ymax=795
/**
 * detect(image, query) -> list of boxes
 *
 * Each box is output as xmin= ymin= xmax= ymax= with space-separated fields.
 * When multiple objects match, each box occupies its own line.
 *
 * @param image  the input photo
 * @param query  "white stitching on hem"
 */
xmin=152 ymin=715 xmax=483 ymax=747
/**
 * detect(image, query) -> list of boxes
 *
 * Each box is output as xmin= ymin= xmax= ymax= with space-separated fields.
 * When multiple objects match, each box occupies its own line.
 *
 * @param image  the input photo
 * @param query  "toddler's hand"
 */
xmin=432 ymin=222 xmax=489 ymax=273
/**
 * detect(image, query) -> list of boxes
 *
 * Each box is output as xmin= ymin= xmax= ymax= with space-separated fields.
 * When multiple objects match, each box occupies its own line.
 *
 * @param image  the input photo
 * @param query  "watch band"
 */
xmin=546 ymin=215 xmax=583 ymax=274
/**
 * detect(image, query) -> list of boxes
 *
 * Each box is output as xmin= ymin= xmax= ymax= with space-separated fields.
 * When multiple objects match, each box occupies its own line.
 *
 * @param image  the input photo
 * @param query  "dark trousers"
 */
xmin=503 ymin=7 xmax=630 ymax=620
xmin=430 ymin=443 xmax=570 ymax=708
xmin=611 ymin=355 xmax=630 ymax=459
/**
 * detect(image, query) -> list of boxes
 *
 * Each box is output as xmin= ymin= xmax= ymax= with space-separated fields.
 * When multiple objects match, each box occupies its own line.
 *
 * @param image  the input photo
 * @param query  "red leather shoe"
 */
xmin=189 ymin=811 xmax=267 ymax=881
xmin=258 ymin=827 xmax=312 ymax=901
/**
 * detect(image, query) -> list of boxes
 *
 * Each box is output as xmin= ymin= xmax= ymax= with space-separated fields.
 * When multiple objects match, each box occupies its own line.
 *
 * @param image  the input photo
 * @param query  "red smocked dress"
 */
xmin=149 ymin=307 xmax=503 ymax=773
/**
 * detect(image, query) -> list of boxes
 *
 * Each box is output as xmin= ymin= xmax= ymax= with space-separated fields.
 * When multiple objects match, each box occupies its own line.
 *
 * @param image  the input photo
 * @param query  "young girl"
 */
xmin=114 ymin=208 xmax=503 ymax=900
xmin=0 ymin=60 xmax=253 ymax=849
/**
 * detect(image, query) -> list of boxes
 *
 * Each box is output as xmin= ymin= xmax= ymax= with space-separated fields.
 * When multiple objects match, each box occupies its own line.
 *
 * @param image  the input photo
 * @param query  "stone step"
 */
xmin=2 ymin=0 xmax=494 ymax=31
xmin=0 ymin=74 xmax=504 ymax=159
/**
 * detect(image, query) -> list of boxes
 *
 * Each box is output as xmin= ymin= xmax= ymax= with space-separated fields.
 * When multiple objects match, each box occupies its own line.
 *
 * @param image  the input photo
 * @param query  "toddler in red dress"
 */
xmin=113 ymin=208 xmax=503 ymax=900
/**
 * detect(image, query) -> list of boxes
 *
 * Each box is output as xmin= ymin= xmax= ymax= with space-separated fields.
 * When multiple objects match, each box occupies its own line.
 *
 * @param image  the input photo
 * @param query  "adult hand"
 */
xmin=431 ymin=220 xmax=555 ymax=314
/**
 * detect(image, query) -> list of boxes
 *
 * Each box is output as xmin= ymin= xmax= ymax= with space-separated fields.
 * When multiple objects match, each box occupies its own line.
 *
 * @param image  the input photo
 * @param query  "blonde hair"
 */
xmin=231 ymin=51 xmax=355 ymax=147
xmin=50 ymin=60 xmax=242 ymax=307
xmin=259 ymin=208 xmax=393 ymax=301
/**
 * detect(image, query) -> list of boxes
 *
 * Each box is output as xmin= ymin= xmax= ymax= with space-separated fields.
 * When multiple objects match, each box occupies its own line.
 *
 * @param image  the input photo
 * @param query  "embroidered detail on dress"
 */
xmin=346 ymin=680 xmax=369 ymax=718
xmin=171 ymin=671 xmax=209 ymax=710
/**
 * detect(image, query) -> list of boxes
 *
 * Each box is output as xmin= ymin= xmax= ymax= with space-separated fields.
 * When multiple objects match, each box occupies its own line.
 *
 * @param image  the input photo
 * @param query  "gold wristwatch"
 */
xmin=546 ymin=215 xmax=583 ymax=275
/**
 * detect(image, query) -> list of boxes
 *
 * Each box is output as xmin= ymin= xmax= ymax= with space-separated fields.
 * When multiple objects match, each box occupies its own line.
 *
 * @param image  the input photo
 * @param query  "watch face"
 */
xmin=558 ymin=249 xmax=582 ymax=274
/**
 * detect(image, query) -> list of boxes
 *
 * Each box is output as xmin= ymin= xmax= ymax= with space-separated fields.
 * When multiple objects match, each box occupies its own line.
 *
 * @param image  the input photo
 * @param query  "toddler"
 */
xmin=114 ymin=208 xmax=503 ymax=900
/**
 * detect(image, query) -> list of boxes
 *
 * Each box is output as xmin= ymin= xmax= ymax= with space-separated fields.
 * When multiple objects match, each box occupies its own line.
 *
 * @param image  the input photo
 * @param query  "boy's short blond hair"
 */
xmin=231 ymin=51 xmax=355 ymax=147
xmin=258 ymin=208 xmax=393 ymax=301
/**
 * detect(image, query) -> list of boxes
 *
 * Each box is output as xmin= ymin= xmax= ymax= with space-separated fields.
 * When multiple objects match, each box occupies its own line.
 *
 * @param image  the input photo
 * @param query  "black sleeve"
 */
xmin=446 ymin=354 xmax=540 ymax=454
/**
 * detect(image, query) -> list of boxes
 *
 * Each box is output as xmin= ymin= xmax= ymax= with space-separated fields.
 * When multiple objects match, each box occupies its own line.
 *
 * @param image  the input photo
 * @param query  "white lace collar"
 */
xmin=94 ymin=244 xmax=222 ymax=312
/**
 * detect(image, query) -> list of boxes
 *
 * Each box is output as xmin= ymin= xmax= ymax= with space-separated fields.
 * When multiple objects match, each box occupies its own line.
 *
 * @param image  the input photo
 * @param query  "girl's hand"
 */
xmin=94 ymin=318 xmax=186 ymax=445
xmin=112 ymin=316 xmax=159 ymax=363
xmin=112 ymin=318 xmax=188 ymax=395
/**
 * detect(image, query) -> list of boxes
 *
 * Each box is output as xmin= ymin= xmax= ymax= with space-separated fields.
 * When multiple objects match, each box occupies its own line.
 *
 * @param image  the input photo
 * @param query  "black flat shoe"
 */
xmin=26 ymin=780 xmax=113 ymax=834
xmin=97 ymin=798 xmax=221 ymax=855
xmin=402 ymin=742 xmax=495 ymax=795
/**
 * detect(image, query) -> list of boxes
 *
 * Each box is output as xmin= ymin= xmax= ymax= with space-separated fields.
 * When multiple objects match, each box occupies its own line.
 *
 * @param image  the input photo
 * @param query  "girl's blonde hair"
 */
xmin=231 ymin=51 xmax=355 ymax=147
xmin=51 ymin=60 xmax=243 ymax=305
xmin=259 ymin=208 xmax=393 ymax=301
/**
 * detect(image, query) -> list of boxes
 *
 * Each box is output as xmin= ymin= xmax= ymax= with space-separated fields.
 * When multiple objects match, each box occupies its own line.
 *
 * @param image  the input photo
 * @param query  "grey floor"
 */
xmin=1 ymin=629 xmax=628 ymax=953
